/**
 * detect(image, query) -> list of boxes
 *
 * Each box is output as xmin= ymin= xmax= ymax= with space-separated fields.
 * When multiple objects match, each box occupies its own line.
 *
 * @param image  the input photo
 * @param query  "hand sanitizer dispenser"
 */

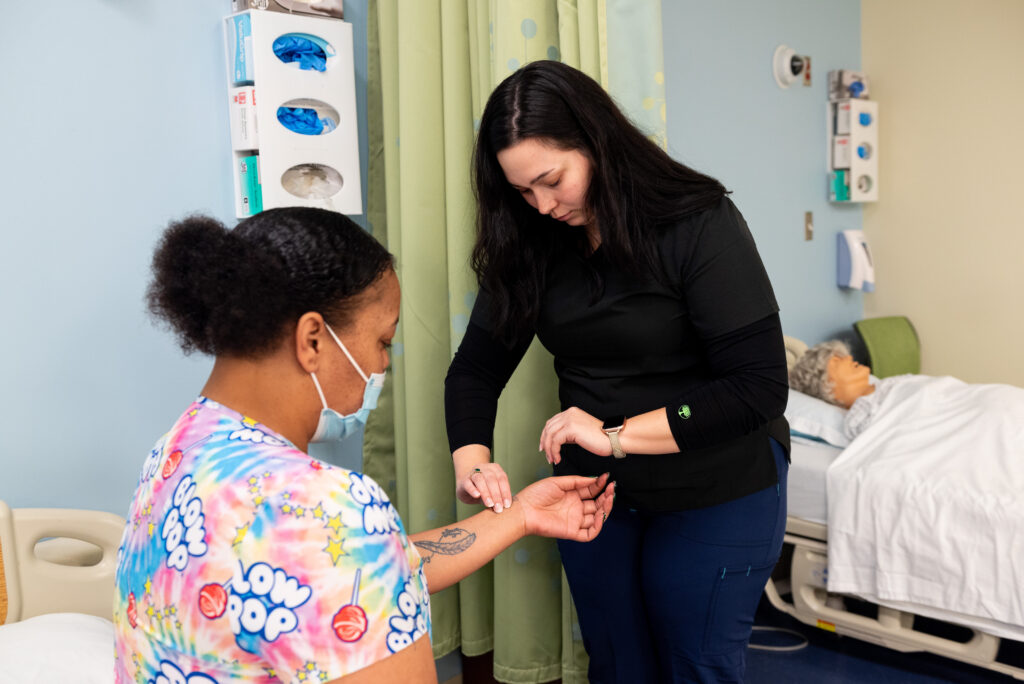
xmin=837 ymin=230 xmax=875 ymax=292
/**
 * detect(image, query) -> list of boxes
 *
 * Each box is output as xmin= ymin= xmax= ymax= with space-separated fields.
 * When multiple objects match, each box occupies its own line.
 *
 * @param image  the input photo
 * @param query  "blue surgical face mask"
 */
xmin=308 ymin=323 xmax=386 ymax=467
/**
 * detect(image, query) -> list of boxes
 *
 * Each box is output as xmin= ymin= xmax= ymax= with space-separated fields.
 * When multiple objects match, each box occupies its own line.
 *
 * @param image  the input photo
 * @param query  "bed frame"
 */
xmin=0 ymin=500 xmax=125 ymax=625
xmin=777 ymin=335 xmax=1024 ymax=679
xmin=765 ymin=515 xmax=1024 ymax=680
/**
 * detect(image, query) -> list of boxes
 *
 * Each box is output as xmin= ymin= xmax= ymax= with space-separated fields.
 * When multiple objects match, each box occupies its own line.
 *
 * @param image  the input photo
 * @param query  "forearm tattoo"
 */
xmin=413 ymin=527 xmax=476 ymax=563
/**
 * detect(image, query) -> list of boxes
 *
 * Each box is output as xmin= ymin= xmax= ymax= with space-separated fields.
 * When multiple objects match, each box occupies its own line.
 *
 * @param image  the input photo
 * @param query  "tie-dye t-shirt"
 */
xmin=113 ymin=397 xmax=430 ymax=684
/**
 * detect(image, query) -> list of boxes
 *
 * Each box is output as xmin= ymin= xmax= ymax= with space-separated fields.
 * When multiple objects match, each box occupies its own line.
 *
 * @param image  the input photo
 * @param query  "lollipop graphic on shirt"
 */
xmin=199 ymin=582 xmax=228 ymax=619
xmin=126 ymin=591 xmax=138 ymax=628
xmin=162 ymin=435 xmax=212 ymax=480
xmin=332 ymin=568 xmax=368 ymax=642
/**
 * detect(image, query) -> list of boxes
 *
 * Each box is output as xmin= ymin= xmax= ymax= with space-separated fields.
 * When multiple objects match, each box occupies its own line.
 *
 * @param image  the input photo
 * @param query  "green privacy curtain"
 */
xmin=361 ymin=1 xmax=665 ymax=681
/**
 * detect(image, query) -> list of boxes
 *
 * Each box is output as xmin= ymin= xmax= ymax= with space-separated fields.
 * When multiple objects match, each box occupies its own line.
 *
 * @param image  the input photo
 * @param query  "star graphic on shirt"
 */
xmin=300 ymin=662 xmax=328 ymax=682
xmin=146 ymin=605 xmax=156 ymax=618
xmin=147 ymin=522 xmax=155 ymax=537
xmin=293 ymin=506 xmax=305 ymax=518
xmin=324 ymin=536 xmax=347 ymax=565
xmin=312 ymin=503 xmax=325 ymax=520
xmin=249 ymin=485 xmax=260 ymax=495
xmin=253 ymin=495 xmax=265 ymax=505
xmin=233 ymin=523 xmax=250 ymax=546
xmin=325 ymin=513 xmax=344 ymax=535
xmin=144 ymin=579 xmax=152 ymax=595
xmin=248 ymin=476 xmax=258 ymax=485
xmin=242 ymin=416 xmax=258 ymax=428
xmin=188 ymin=408 xmax=199 ymax=417
xmin=281 ymin=503 xmax=293 ymax=515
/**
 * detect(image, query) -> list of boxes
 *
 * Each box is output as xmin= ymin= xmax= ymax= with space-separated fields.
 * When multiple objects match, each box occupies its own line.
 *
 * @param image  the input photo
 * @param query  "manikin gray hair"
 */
xmin=789 ymin=340 xmax=851 ymax=406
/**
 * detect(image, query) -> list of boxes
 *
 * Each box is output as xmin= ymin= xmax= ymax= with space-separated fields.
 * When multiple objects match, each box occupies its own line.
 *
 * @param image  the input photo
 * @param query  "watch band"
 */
xmin=606 ymin=429 xmax=626 ymax=459
xmin=602 ymin=415 xmax=627 ymax=459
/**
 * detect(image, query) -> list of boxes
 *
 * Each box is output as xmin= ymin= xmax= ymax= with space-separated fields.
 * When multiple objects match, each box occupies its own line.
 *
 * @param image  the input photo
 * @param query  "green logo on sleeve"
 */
xmin=678 ymin=404 xmax=692 ymax=419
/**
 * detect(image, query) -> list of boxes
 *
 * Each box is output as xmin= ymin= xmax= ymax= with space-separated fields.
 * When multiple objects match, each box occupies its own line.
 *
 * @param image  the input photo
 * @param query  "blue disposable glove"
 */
xmin=277 ymin=107 xmax=325 ymax=135
xmin=273 ymin=36 xmax=327 ymax=71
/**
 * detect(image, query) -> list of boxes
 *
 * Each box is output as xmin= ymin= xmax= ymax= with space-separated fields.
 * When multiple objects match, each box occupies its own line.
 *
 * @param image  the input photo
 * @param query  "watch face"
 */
xmin=602 ymin=415 xmax=625 ymax=431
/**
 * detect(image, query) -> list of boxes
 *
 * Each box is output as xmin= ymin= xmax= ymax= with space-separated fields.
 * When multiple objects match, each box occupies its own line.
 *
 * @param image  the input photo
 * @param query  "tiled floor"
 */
xmin=746 ymin=599 xmax=1023 ymax=683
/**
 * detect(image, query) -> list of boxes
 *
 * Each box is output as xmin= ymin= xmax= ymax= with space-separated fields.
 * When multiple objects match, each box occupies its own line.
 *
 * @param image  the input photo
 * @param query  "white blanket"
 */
xmin=826 ymin=374 xmax=1024 ymax=635
xmin=0 ymin=613 xmax=114 ymax=684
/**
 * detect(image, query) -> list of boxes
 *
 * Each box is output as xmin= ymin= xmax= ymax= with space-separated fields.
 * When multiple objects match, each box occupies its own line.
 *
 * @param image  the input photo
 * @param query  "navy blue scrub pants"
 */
xmin=557 ymin=439 xmax=788 ymax=683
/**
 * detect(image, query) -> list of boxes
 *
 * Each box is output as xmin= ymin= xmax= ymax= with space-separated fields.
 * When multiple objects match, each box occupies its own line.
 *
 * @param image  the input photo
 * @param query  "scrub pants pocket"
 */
xmin=701 ymin=560 xmax=778 ymax=656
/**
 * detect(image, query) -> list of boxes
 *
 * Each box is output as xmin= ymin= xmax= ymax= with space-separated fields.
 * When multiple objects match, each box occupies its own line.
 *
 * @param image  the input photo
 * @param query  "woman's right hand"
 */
xmin=456 ymin=462 xmax=513 ymax=513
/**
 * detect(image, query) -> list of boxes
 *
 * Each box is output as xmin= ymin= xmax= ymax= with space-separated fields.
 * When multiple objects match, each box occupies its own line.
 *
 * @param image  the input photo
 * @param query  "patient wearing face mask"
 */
xmin=114 ymin=208 xmax=614 ymax=684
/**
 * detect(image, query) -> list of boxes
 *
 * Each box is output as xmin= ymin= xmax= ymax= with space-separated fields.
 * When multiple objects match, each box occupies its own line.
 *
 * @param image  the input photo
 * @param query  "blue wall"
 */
xmin=0 ymin=1 xmax=854 ymax=513
xmin=0 ymin=2 xmax=369 ymax=512
xmin=662 ymin=0 xmax=863 ymax=344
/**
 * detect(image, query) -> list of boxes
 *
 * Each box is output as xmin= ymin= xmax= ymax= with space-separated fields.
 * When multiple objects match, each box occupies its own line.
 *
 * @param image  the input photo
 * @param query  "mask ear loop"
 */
xmin=310 ymin=372 xmax=329 ymax=409
xmin=324 ymin=323 xmax=370 ymax=383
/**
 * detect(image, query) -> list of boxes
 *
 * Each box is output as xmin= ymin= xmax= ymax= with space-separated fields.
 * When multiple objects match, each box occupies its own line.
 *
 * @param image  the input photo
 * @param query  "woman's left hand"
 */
xmin=539 ymin=407 xmax=612 ymax=465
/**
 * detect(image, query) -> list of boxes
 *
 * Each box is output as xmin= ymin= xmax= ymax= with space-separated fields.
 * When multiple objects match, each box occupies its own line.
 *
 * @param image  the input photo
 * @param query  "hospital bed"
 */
xmin=0 ymin=499 xmax=125 ymax=683
xmin=766 ymin=336 xmax=1024 ymax=680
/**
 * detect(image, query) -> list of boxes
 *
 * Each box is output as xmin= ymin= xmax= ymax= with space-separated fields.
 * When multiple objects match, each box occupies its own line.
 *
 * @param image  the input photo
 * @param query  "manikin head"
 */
xmin=790 ymin=340 xmax=875 ymax=408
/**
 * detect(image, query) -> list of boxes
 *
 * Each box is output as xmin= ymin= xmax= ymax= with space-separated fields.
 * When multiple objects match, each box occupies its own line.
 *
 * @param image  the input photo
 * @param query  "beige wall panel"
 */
xmin=861 ymin=0 xmax=1024 ymax=386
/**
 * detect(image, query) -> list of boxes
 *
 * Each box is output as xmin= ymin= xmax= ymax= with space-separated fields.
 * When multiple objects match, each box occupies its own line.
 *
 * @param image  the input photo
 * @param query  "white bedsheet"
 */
xmin=826 ymin=375 xmax=1024 ymax=637
xmin=787 ymin=437 xmax=842 ymax=525
xmin=0 ymin=613 xmax=114 ymax=683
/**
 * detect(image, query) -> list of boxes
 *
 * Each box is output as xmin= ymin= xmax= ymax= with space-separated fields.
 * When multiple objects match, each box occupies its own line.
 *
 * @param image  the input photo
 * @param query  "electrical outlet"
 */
xmin=805 ymin=211 xmax=813 ymax=241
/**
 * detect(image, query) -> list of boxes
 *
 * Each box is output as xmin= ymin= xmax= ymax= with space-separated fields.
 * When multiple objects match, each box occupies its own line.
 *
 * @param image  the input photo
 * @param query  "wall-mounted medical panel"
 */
xmin=224 ymin=10 xmax=362 ymax=217
xmin=828 ymin=99 xmax=878 ymax=203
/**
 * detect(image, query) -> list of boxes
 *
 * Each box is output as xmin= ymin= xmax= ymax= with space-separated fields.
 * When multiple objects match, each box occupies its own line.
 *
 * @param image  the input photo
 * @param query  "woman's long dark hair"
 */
xmin=472 ymin=60 xmax=727 ymax=344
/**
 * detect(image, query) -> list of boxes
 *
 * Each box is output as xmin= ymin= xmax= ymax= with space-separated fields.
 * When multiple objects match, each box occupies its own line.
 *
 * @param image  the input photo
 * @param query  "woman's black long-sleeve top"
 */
xmin=445 ymin=198 xmax=790 ymax=512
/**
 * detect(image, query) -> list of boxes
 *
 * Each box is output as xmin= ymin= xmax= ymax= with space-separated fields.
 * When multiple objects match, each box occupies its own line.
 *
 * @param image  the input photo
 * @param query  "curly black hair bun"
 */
xmin=147 ymin=208 xmax=394 ymax=357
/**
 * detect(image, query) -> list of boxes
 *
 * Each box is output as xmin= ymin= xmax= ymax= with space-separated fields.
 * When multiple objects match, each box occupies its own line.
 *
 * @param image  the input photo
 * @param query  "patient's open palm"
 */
xmin=517 ymin=474 xmax=614 ymax=542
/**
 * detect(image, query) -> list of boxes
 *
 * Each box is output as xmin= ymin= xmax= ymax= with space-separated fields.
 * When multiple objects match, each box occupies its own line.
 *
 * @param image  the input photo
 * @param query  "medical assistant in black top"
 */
xmin=445 ymin=197 xmax=792 ymax=683
xmin=446 ymin=196 xmax=790 ymax=509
